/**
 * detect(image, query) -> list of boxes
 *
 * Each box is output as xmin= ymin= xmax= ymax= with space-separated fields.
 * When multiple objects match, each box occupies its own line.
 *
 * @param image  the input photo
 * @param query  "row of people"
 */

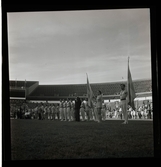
xmin=107 ymin=107 xmax=153 ymax=119
xmin=10 ymin=100 xmax=152 ymax=121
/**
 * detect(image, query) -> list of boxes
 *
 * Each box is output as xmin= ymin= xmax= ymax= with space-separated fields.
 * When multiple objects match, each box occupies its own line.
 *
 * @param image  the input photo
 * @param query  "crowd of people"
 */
xmin=10 ymin=97 xmax=153 ymax=122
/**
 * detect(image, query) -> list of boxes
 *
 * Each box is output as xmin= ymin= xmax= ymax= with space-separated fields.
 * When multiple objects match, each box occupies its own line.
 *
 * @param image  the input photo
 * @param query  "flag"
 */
xmin=86 ymin=73 xmax=94 ymax=108
xmin=127 ymin=57 xmax=136 ymax=110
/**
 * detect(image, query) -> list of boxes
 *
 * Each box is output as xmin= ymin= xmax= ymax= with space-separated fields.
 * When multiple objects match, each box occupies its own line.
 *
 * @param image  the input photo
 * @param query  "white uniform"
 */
xmin=67 ymin=101 xmax=71 ymax=121
xmin=56 ymin=105 xmax=60 ymax=120
xmin=93 ymin=103 xmax=98 ymax=121
xmin=119 ymin=107 xmax=122 ymax=119
xmin=51 ymin=105 xmax=55 ymax=120
xmin=47 ymin=106 xmax=51 ymax=120
xmin=130 ymin=107 xmax=135 ymax=119
xmin=34 ymin=107 xmax=38 ymax=119
xmin=144 ymin=108 xmax=148 ymax=119
xmin=84 ymin=100 xmax=91 ymax=121
xmin=80 ymin=101 xmax=85 ymax=121
xmin=41 ymin=105 xmax=45 ymax=120
xmin=43 ymin=106 xmax=47 ymax=119
xmin=60 ymin=101 xmax=64 ymax=121
xmin=71 ymin=101 xmax=75 ymax=121
xmin=63 ymin=101 xmax=67 ymax=121
xmin=114 ymin=109 xmax=118 ymax=119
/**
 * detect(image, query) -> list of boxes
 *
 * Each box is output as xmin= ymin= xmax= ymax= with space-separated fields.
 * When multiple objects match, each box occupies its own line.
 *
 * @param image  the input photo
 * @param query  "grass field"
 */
xmin=10 ymin=119 xmax=154 ymax=160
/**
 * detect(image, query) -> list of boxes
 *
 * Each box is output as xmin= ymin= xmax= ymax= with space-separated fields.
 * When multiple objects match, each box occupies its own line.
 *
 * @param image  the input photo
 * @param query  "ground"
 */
xmin=10 ymin=119 xmax=154 ymax=160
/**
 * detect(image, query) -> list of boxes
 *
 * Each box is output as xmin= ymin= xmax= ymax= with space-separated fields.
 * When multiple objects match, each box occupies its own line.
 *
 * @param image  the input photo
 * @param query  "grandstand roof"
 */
xmin=10 ymin=80 xmax=39 ymax=88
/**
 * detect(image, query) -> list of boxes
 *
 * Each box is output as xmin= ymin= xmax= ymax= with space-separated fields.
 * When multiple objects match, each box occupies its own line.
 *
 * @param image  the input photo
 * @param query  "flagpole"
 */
xmin=127 ymin=56 xmax=129 ymax=108
xmin=25 ymin=79 xmax=26 ymax=100
xmin=128 ymin=57 xmax=130 ymax=67
xmin=86 ymin=73 xmax=95 ymax=108
xmin=127 ymin=56 xmax=130 ymax=90
xmin=127 ymin=57 xmax=129 ymax=95
xmin=86 ymin=72 xmax=88 ymax=78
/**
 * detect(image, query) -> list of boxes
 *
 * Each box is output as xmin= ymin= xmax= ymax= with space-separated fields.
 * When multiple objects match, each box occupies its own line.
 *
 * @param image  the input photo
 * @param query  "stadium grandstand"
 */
xmin=9 ymin=78 xmax=153 ymax=120
xmin=9 ymin=78 xmax=152 ymax=102
xmin=10 ymin=80 xmax=39 ymax=99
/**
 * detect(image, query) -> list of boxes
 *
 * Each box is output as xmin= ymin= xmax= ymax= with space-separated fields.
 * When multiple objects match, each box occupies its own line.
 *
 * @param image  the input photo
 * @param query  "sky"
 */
xmin=7 ymin=8 xmax=151 ymax=85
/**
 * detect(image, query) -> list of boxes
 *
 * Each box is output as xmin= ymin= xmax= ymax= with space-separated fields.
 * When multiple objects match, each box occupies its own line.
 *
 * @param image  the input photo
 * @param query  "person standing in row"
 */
xmin=96 ymin=90 xmax=103 ymax=123
xmin=75 ymin=97 xmax=81 ymax=122
xmin=80 ymin=99 xmax=85 ymax=121
xmin=71 ymin=100 xmax=75 ymax=121
xmin=120 ymin=84 xmax=128 ymax=124
xmin=38 ymin=103 xmax=42 ymax=120
xmin=55 ymin=104 xmax=60 ymax=120
xmin=60 ymin=99 xmax=64 ymax=121
xmin=67 ymin=99 xmax=71 ymax=121
xmin=43 ymin=104 xmax=46 ymax=119
xmin=47 ymin=104 xmax=51 ymax=120
xmin=63 ymin=99 xmax=67 ymax=121
xmin=50 ymin=104 xmax=55 ymax=120
xmin=93 ymin=102 xmax=97 ymax=121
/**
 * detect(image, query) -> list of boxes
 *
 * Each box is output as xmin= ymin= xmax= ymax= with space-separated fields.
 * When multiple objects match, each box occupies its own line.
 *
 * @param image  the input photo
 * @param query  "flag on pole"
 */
xmin=86 ymin=73 xmax=94 ymax=108
xmin=127 ymin=57 xmax=136 ymax=110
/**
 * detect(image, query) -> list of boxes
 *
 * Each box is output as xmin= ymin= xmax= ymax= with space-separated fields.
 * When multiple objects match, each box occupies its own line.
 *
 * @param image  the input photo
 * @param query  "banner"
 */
xmin=86 ymin=74 xmax=94 ymax=108
xmin=127 ymin=57 xmax=136 ymax=110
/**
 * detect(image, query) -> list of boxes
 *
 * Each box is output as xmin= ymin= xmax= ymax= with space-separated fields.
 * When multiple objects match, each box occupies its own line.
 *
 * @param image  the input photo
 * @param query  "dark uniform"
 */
xmin=75 ymin=97 xmax=81 ymax=121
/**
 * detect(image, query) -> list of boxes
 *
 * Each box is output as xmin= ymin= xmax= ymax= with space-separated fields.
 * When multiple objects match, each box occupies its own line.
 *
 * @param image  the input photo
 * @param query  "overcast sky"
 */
xmin=7 ymin=8 xmax=151 ymax=85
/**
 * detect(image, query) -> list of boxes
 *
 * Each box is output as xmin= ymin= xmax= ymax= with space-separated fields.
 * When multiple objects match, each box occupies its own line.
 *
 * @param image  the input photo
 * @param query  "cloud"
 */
xmin=8 ymin=9 xmax=151 ymax=84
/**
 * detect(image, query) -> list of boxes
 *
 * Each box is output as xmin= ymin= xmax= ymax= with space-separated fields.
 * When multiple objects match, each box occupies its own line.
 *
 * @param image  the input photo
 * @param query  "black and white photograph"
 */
xmin=3 ymin=6 xmax=159 ymax=160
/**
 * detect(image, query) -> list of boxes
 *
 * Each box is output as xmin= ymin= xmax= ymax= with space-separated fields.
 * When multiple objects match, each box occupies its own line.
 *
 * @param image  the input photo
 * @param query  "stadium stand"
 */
xmin=28 ymin=84 xmax=85 ymax=97
xmin=10 ymin=89 xmax=25 ymax=97
xmin=27 ymin=79 xmax=151 ymax=98
xmin=9 ymin=80 xmax=39 ymax=98
xmin=9 ymin=79 xmax=152 ymax=101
